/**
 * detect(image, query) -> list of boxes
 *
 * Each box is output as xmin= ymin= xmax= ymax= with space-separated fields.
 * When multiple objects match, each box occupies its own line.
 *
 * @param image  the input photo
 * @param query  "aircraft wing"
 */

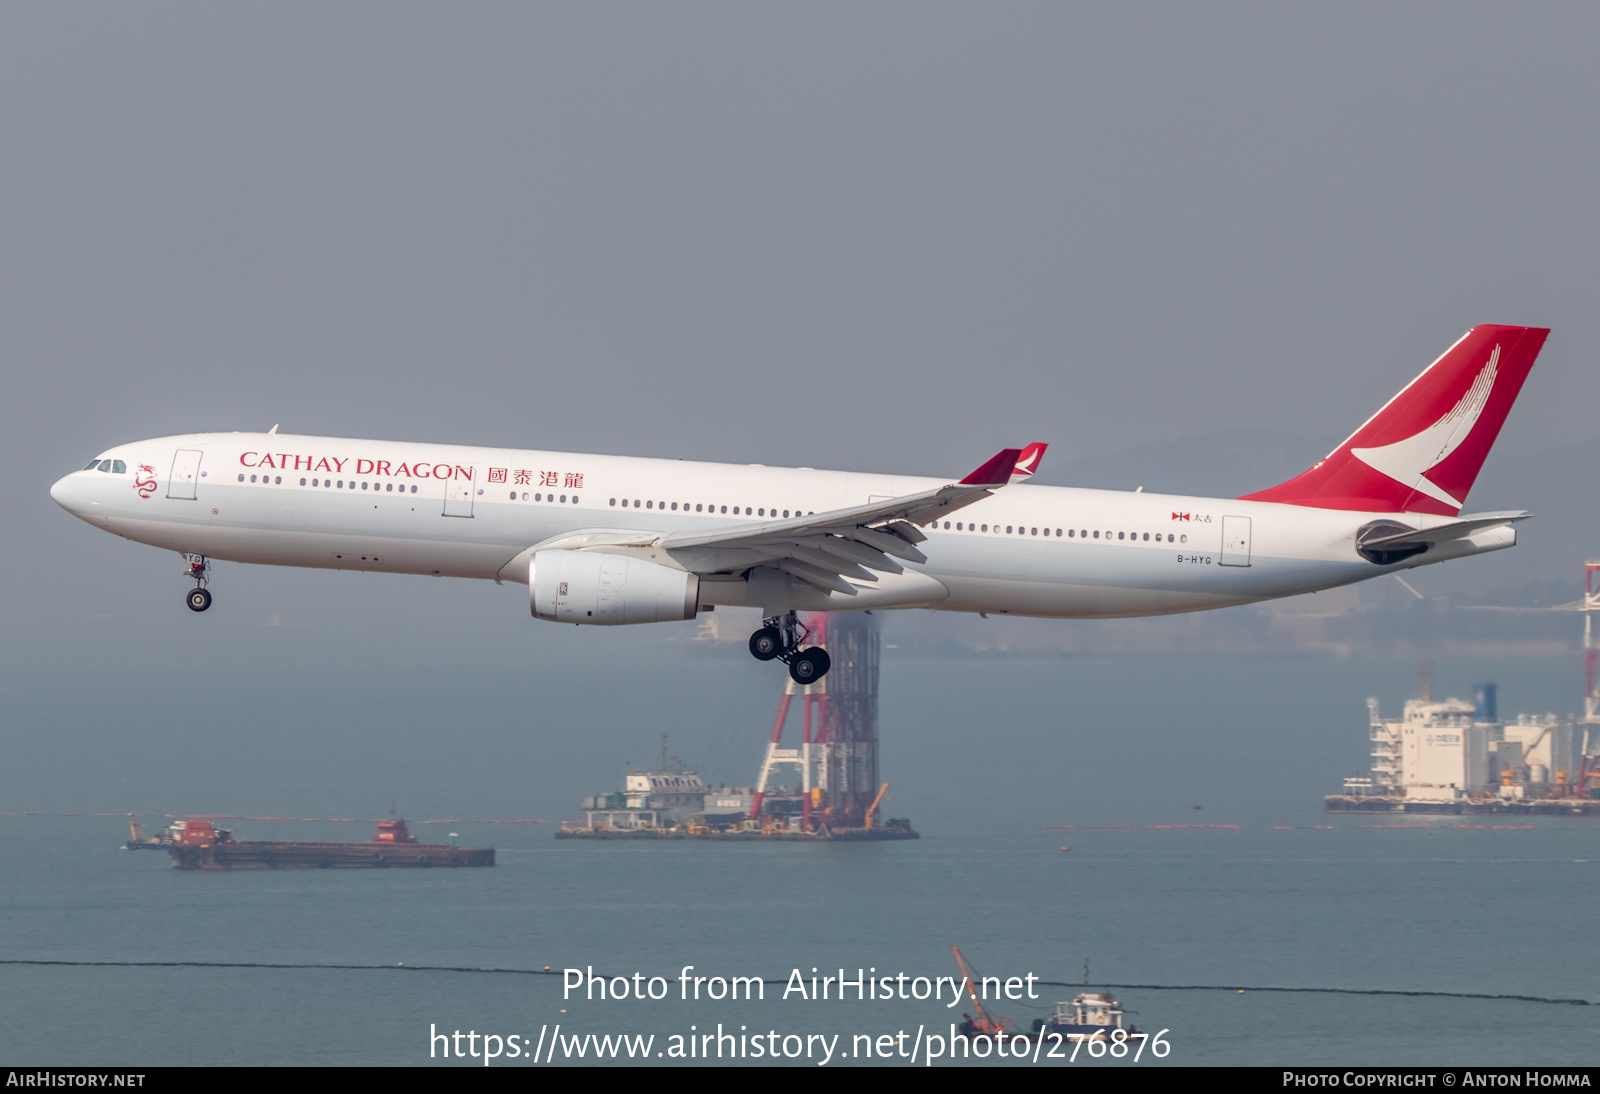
xmin=524 ymin=447 xmax=1038 ymax=596
xmin=657 ymin=447 xmax=1031 ymax=594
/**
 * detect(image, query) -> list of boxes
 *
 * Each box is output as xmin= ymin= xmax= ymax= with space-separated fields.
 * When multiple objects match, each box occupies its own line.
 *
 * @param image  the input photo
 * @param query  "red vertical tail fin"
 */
xmin=1240 ymin=324 xmax=1548 ymax=515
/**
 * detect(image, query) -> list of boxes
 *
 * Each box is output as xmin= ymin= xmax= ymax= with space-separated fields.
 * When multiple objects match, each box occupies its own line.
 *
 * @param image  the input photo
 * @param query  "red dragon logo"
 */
xmin=134 ymin=465 xmax=158 ymax=499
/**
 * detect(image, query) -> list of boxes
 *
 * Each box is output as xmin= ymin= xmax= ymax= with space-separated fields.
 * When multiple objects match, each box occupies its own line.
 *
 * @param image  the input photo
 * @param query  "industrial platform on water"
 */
xmin=1325 ymin=562 xmax=1600 ymax=816
xmin=128 ymin=816 xmax=494 ymax=869
xmin=559 ymin=612 xmax=918 ymax=842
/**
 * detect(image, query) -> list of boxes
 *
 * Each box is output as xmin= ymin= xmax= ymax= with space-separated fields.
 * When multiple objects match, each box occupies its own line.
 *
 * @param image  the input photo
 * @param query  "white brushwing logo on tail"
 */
xmin=1349 ymin=345 xmax=1499 ymax=509
xmin=1009 ymin=442 xmax=1048 ymax=484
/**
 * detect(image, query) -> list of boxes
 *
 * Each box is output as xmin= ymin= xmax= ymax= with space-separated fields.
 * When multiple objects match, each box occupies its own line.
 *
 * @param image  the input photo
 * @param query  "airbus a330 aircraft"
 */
xmin=52 ymin=324 xmax=1546 ymax=684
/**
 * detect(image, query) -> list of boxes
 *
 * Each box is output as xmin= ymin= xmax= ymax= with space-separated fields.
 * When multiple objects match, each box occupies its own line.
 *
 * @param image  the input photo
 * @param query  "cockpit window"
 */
xmin=85 ymin=458 xmax=102 ymax=470
xmin=97 ymin=460 xmax=112 ymax=472
xmin=111 ymin=460 xmax=126 ymax=474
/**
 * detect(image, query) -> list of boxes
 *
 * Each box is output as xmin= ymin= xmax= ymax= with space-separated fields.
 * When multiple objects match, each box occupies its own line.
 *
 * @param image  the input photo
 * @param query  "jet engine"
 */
xmin=530 ymin=549 xmax=700 ymax=625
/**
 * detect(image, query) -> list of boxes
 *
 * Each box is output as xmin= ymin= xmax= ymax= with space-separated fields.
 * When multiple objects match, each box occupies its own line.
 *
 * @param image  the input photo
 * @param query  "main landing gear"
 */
xmin=749 ymin=612 xmax=831 ymax=684
xmin=185 ymin=556 xmax=212 ymax=612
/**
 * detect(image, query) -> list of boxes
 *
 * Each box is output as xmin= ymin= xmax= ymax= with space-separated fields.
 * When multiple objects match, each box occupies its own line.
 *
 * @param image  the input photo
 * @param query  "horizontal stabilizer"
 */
xmin=1359 ymin=511 xmax=1530 ymax=550
xmin=1355 ymin=510 xmax=1528 ymax=564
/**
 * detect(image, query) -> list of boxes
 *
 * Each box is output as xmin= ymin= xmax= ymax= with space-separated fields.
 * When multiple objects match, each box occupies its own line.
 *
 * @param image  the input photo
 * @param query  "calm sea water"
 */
xmin=1 ymin=652 xmax=1594 ymax=1066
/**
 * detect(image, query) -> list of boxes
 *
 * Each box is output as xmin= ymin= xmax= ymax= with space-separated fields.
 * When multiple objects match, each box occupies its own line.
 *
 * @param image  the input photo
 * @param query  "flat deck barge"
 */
xmin=556 ymin=820 xmax=917 ymax=841
xmin=1325 ymin=795 xmax=1600 ymax=815
xmin=156 ymin=818 xmax=493 ymax=870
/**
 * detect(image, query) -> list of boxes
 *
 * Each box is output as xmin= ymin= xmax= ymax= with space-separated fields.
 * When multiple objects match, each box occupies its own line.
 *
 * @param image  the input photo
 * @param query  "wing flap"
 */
xmin=777 ymin=558 xmax=859 ymax=595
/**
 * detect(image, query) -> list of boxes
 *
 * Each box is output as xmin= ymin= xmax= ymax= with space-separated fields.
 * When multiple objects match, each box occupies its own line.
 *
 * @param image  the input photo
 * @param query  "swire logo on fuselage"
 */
xmin=239 ymin=450 xmax=475 ymax=481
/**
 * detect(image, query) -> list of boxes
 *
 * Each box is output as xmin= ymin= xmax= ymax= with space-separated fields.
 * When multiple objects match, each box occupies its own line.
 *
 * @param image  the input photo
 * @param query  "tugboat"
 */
xmin=1031 ymin=965 xmax=1141 ymax=1042
xmin=1032 ymin=991 xmax=1141 ymax=1042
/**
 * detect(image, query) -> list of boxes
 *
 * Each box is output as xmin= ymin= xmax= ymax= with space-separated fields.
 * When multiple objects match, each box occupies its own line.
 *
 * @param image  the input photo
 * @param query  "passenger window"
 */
xmin=980 ymin=524 xmax=988 ymax=532
xmin=696 ymin=504 xmax=703 ymax=512
xmin=522 ymin=492 xmax=528 ymax=500
xmin=671 ymin=502 xmax=678 ymax=510
xmin=1116 ymin=531 xmax=1123 ymax=539
xmin=1142 ymin=532 xmax=1148 ymax=541
xmin=1006 ymin=526 xmax=1012 ymax=534
xmin=610 ymin=498 xmax=616 ymax=506
xmin=250 ymin=474 xmax=258 ymax=483
xmin=238 ymin=474 xmax=245 ymax=482
xmin=1180 ymin=535 xmax=1187 ymax=543
xmin=784 ymin=510 xmax=790 ymax=518
xmin=386 ymin=483 xmax=393 ymax=492
xmin=758 ymin=508 xmax=764 ymax=516
xmin=112 ymin=460 xmax=126 ymax=474
xmin=721 ymin=506 xmax=727 ymax=514
xmin=1056 ymin=529 xmax=1063 ymax=537
xmin=337 ymin=480 xmax=344 ymax=488
xmin=561 ymin=495 xmax=568 ymax=503
xmin=1167 ymin=534 xmax=1174 ymax=542
xmin=1067 ymin=529 xmax=1074 ymax=537
xmin=646 ymin=500 xmax=653 ymax=508
xmin=1093 ymin=530 xmax=1099 ymax=538
xmin=362 ymin=482 xmax=368 ymax=490
xmin=411 ymin=485 xmax=418 ymax=494
xmin=300 ymin=478 xmax=307 ymax=486
xmin=275 ymin=476 xmax=281 ymax=484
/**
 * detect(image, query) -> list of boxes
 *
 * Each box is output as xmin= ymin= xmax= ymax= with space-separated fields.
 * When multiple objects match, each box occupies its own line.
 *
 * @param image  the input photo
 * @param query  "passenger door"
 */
xmin=442 ymin=468 xmax=476 ymax=517
xmin=167 ymin=449 xmax=203 ymax=500
xmin=1219 ymin=515 xmax=1252 ymax=567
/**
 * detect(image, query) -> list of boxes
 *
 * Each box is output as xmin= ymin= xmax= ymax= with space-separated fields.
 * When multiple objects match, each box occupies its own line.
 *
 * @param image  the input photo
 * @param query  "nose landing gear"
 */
xmin=184 ymin=556 xmax=212 ymax=612
xmin=749 ymin=612 xmax=831 ymax=684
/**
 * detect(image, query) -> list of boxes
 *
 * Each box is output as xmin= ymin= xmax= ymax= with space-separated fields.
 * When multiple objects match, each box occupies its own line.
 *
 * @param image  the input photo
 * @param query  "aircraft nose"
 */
xmin=50 ymin=473 xmax=84 ymax=513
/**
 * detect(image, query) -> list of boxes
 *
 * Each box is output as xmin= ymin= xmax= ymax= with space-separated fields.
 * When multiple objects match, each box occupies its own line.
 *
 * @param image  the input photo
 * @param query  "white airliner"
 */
xmin=52 ymin=324 xmax=1547 ymax=683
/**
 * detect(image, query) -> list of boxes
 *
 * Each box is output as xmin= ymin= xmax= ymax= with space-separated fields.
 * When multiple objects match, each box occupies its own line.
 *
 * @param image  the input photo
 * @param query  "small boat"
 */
xmin=1032 ymin=991 xmax=1142 ymax=1042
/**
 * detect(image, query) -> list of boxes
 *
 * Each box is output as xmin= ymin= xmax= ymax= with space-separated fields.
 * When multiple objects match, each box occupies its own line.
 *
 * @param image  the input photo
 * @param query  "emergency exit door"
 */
xmin=1219 ymin=515 xmax=1252 ymax=567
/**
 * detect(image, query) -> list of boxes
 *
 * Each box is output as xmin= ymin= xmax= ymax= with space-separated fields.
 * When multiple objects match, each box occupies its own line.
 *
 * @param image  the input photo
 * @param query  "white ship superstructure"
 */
xmin=1349 ymin=692 xmax=1574 ymax=803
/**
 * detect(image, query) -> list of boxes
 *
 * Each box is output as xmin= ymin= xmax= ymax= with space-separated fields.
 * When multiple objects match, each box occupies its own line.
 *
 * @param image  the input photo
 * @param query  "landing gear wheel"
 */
xmin=187 ymin=588 xmax=212 ymax=612
xmin=749 ymin=627 xmax=782 ymax=661
xmin=788 ymin=648 xmax=829 ymax=685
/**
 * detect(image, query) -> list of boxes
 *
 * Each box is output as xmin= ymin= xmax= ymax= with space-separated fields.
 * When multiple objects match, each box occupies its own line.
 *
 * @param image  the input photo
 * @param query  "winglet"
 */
xmin=1010 ymin=442 xmax=1048 ymax=484
xmin=959 ymin=448 xmax=1023 ymax=486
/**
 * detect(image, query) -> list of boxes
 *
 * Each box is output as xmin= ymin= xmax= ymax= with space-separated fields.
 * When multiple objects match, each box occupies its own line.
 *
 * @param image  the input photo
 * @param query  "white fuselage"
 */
xmin=51 ymin=432 xmax=1514 ymax=619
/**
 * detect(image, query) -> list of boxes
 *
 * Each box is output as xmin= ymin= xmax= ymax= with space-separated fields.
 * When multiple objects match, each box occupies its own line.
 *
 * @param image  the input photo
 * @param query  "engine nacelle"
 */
xmin=530 ymin=549 xmax=700 ymax=625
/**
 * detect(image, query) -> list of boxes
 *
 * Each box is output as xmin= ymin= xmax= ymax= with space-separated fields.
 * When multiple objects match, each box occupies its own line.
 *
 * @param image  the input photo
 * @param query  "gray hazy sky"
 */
xmin=6 ymin=3 xmax=1598 ymax=667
